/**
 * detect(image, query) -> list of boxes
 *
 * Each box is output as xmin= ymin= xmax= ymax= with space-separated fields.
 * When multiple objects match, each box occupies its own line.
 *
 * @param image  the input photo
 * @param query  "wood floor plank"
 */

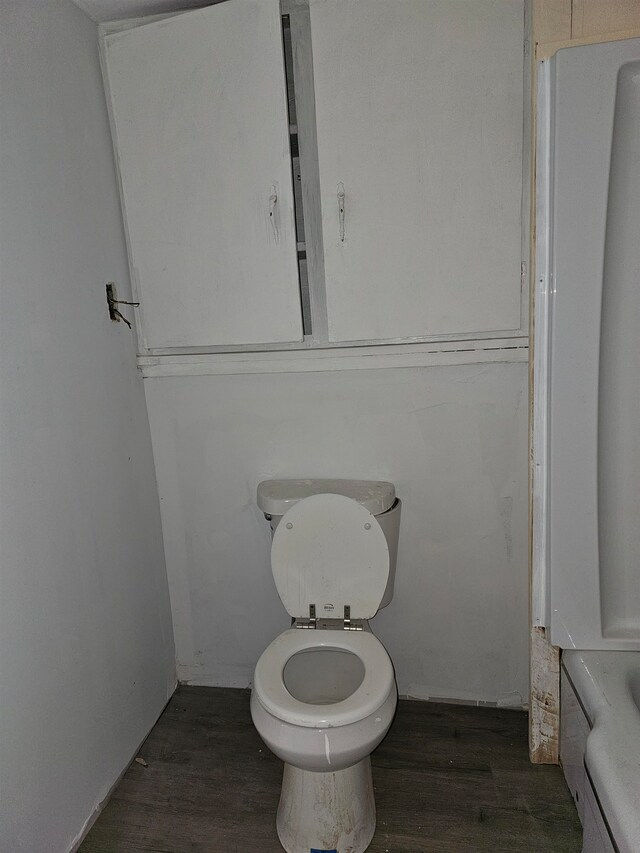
xmin=80 ymin=686 xmax=581 ymax=853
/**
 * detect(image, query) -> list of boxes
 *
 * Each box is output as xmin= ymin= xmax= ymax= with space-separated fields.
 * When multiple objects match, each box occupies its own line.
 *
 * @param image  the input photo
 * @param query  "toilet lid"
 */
xmin=271 ymin=493 xmax=390 ymax=620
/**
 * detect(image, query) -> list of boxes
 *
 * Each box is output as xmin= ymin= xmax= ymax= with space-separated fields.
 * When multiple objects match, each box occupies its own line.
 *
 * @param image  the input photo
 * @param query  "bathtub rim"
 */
xmin=562 ymin=649 xmax=640 ymax=853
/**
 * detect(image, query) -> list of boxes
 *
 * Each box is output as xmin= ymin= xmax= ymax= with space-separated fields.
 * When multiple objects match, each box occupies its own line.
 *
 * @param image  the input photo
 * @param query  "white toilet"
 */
xmin=251 ymin=479 xmax=401 ymax=853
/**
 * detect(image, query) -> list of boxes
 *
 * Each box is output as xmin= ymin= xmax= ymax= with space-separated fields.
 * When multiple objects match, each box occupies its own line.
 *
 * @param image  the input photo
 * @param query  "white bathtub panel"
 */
xmin=560 ymin=668 xmax=588 ymax=824
xmin=563 ymin=651 xmax=640 ymax=853
xmin=548 ymin=38 xmax=640 ymax=649
xmin=597 ymin=60 xmax=640 ymax=640
xmin=582 ymin=779 xmax=616 ymax=853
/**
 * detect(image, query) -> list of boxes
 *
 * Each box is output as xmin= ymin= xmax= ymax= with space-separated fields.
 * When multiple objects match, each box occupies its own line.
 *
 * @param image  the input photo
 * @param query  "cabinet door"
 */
xmin=310 ymin=0 xmax=525 ymax=343
xmin=102 ymin=1 xmax=303 ymax=349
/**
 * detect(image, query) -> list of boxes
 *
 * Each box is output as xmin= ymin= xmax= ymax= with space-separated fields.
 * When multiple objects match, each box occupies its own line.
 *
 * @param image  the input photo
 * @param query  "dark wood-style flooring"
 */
xmin=80 ymin=686 xmax=581 ymax=853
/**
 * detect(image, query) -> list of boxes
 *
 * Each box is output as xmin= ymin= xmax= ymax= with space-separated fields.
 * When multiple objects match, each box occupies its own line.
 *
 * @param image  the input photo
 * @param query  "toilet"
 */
xmin=251 ymin=479 xmax=401 ymax=853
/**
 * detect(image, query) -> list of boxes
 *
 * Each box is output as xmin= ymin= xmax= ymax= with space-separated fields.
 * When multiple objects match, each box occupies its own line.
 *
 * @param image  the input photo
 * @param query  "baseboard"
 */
xmin=399 ymin=692 xmax=527 ymax=711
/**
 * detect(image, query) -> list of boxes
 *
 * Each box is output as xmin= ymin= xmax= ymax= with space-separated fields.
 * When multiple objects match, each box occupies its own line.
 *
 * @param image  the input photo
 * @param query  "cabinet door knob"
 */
xmin=337 ymin=182 xmax=345 ymax=242
xmin=269 ymin=185 xmax=279 ymax=243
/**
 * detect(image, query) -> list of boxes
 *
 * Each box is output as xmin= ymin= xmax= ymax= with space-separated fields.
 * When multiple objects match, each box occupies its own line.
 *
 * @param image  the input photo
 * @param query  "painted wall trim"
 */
xmin=529 ymin=39 xmax=559 ymax=767
xmin=531 ymin=59 xmax=552 ymax=629
xmin=138 ymin=339 xmax=529 ymax=378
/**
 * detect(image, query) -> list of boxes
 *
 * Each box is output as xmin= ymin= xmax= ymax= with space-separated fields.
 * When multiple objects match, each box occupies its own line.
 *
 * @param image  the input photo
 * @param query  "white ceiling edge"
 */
xmin=71 ymin=0 xmax=211 ymax=24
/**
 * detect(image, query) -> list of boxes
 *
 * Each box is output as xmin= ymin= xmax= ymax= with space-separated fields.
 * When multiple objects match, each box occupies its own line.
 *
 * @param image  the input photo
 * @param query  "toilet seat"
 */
xmin=253 ymin=628 xmax=395 ymax=729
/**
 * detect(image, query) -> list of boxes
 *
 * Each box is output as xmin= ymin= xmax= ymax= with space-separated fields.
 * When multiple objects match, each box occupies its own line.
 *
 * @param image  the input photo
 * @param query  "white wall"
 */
xmin=145 ymin=361 xmax=529 ymax=706
xmin=0 ymin=3 xmax=175 ymax=851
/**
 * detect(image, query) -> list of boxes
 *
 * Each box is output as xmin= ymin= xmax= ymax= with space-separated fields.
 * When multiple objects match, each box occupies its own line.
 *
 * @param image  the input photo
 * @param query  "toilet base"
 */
xmin=276 ymin=757 xmax=376 ymax=853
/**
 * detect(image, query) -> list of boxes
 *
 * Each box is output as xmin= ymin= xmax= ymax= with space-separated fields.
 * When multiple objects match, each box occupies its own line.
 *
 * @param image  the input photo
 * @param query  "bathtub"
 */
xmin=561 ymin=651 xmax=640 ymax=853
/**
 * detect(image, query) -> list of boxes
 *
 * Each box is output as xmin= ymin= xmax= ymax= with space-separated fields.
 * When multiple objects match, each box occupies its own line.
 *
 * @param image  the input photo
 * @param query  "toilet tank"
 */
xmin=257 ymin=479 xmax=401 ymax=609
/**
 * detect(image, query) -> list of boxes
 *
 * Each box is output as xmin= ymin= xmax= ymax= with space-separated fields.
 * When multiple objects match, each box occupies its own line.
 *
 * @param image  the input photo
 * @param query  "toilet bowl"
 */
xmin=250 ymin=481 xmax=401 ymax=853
xmin=252 ymin=628 xmax=396 ymax=772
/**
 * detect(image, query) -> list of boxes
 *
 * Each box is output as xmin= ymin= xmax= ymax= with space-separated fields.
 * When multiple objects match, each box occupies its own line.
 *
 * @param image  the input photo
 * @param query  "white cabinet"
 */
xmin=102 ymin=0 xmax=303 ymax=349
xmin=102 ymin=0 xmax=526 ymax=354
xmin=311 ymin=0 xmax=525 ymax=343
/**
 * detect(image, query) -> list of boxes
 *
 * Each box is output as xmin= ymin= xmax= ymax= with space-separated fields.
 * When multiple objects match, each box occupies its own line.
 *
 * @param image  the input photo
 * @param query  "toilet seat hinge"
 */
xmin=343 ymin=605 xmax=364 ymax=631
xmin=294 ymin=604 xmax=317 ymax=629
xmin=294 ymin=604 xmax=364 ymax=630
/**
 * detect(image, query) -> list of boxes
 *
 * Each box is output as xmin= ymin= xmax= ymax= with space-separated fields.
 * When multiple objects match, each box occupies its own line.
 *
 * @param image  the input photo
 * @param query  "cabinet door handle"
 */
xmin=337 ymin=182 xmax=345 ymax=242
xmin=269 ymin=185 xmax=279 ymax=243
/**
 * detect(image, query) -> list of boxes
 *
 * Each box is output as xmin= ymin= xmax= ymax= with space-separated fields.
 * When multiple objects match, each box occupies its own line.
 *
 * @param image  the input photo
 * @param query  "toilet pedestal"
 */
xmin=276 ymin=758 xmax=376 ymax=853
